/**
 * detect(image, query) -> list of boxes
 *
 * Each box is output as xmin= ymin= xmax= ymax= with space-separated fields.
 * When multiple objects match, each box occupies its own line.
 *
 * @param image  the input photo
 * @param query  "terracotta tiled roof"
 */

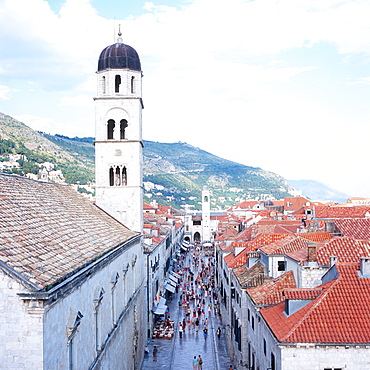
xmin=333 ymin=218 xmax=370 ymax=240
xmin=284 ymin=288 xmax=322 ymax=300
xmin=284 ymin=197 xmax=314 ymax=211
xmin=285 ymin=247 xmax=308 ymax=264
xmin=300 ymin=231 xmax=332 ymax=243
xmin=247 ymin=271 xmax=296 ymax=306
xmin=261 ymin=263 xmax=370 ymax=344
xmin=223 ymin=227 xmax=238 ymax=236
xmin=249 ymin=233 xmax=290 ymax=250
xmin=314 ymin=206 xmax=370 ymax=219
xmin=316 ymin=237 xmax=370 ymax=265
xmin=258 ymin=220 xmax=301 ymax=226
xmin=0 ymin=174 xmax=138 ymax=290
xmin=229 ymin=200 xmax=259 ymax=210
xmin=225 ymin=247 xmax=249 ymax=268
xmin=259 ymin=235 xmax=309 ymax=255
xmin=143 ymin=203 xmax=157 ymax=210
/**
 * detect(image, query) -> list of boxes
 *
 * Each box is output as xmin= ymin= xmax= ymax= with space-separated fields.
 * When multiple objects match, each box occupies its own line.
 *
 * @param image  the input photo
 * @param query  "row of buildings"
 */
xmin=210 ymin=197 xmax=370 ymax=369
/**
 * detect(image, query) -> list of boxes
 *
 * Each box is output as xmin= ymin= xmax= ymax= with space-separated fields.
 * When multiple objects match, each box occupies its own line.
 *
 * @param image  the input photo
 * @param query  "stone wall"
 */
xmin=0 ymin=271 xmax=44 ymax=369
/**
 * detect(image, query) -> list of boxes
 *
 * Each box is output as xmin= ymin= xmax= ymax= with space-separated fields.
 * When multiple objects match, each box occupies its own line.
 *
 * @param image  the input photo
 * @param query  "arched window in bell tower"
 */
xmin=131 ymin=76 xmax=135 ymax=94
xmin=109 ymin=167 xmax=114 ymax=186
xmin=122 ymin=167 xmax=127 ymax=186
xmin=107 ymin=120 xmax=115 ymax=140
xmin=204 ymin=196 xmax=209 ymax=202
xmin=109 ymin=166 xmax=127 ymax=187
xmin=115 ymin=167 xmax=121 ymax=186
xmin=102 ymin=76 xmax=106 ymax=94
xmin=120 ymin=120 xmax=128 ymax=139
xmin=115 ymin=75 xmax=121 ymax=93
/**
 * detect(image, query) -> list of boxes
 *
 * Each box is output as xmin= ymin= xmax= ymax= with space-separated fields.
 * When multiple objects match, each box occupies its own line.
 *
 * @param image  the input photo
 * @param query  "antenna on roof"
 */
xmin=117 ymin=24 xmax=123 ymax=43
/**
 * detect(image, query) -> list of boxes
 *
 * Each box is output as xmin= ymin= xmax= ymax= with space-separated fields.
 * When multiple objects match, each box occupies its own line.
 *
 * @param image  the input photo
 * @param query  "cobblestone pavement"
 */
xmin=141 ymin=248 xmax=235 ymax=370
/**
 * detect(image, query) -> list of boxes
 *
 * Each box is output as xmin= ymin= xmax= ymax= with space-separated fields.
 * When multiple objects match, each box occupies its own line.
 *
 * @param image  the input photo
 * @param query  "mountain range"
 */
xmin=0 ymin=112 xmax=349 ymax=209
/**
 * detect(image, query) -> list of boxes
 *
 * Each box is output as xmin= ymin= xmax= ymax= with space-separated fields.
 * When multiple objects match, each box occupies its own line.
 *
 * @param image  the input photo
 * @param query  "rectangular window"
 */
xmin=252 ymin=316 xmax=255 ymax=330
xmin=263 ymin=339 xmax=266 ymax=355
xmin=278 ymin=261 xmax=286 ymax=271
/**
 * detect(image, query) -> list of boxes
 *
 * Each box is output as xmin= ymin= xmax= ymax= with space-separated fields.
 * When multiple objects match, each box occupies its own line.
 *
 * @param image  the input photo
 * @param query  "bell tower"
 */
xmin=94 ymin=30 xmax=143 ymax=232
xmin=202 ymin=186 xmax=211 ymax=242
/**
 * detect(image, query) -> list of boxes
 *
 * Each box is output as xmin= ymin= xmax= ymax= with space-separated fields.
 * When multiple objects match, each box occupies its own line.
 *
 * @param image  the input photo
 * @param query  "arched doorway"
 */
xmin=193 ymin=232 xmax=201 ymax=242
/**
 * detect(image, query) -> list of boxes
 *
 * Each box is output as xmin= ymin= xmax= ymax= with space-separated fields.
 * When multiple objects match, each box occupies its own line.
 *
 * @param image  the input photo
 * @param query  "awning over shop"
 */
xmin=169 ymin=275 xmax=178 ymax=283
xmin=152 ymin=296 xmax=167 ymax=315
xmin=164 ymin=284 xmax=175 ymax=293
xmin=152 ymin=304 xmax=167 ymax=315
xmin=166 ymin=279 xmax=176 ymax=288
xmin=181 ymin=246 xmax=187 ymax=251
xmin=170 ymin=271 xmax=181 ymax=279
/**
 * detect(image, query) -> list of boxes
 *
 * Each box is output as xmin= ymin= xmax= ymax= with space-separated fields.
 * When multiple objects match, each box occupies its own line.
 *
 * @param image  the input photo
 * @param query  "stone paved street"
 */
xmin=141 ymin=246 xmax=235 ymax=370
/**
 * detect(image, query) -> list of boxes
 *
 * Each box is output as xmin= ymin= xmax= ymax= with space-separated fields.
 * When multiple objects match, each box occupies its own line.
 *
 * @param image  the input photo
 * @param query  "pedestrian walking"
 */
xmin=217 ymin=327 xmax=221 ymax=340
xmin=193 ymin=355 xmax=198 ymax=370
xmin=198 ymin=355 xmax=203 ymax=369
xmin=179 ymin=323 xmax=183 ymax=338
xmin=144 ymin=345 xmax=149 ymax=358
xmin=203 ymin=327 xmax=208 ymax=340
xmin=153 ymin=346 xmax=158 ymax=362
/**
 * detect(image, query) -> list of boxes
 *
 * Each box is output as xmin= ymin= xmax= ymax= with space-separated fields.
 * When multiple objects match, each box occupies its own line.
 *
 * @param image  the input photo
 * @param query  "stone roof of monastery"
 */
xmin=0 ymin=174 xmax=139 ymax=290
xmin=234 ymin=261 xmax=270 ymax=288
xmin=261 ymin=263 xmax=370 ymax=344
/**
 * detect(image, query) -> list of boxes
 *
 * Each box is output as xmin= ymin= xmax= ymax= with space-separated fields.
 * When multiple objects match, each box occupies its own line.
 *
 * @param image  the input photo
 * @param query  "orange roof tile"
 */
xmin=225 ymin=247 xmax=249 ymax=268
xmin=261 ymin=263 xmax=370 ymax=344
xmin=315 ymin=206 xmax=370 ymax=219
xmin=316 ymin=237 xmax=370 ymax=265
xmin=260 ymin=235 xmax=309 ymax=255
xmin=247 ymin=271 xmax=296 ymax=306
xmin=333 ymin=218 xmax=370 ymax=240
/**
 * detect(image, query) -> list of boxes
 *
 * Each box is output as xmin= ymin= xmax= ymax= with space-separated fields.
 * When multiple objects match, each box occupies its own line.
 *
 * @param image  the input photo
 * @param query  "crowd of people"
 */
xmin=146 ymin=241 xmax=233 ymax=369
xmin=175 ymin=242 xmax=221 ymax=339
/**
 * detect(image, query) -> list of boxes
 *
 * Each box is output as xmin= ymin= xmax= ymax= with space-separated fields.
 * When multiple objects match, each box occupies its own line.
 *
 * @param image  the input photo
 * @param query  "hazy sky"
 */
xmin=1 ymin=0 xmax=370 ymax=197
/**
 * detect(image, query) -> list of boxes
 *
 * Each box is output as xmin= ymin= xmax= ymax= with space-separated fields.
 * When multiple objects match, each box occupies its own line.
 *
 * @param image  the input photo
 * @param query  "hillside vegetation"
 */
xmin=0 ymin=112 xmax=292 ymax=210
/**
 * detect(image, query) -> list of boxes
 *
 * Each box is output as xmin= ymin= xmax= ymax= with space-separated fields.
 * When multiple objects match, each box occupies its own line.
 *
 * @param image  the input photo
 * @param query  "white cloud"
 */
xmin=0 ymin=85 xmax=17 ymax=100
xmin=2 ymin=0 xmax=370 ymax=196
xmin=59 ymin=94 xmax=93 ymax=108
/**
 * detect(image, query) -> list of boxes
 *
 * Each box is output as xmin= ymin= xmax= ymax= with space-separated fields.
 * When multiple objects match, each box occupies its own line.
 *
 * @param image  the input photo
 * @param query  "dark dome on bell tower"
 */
xmin=97 ymin=31 xmax=141 ymax=72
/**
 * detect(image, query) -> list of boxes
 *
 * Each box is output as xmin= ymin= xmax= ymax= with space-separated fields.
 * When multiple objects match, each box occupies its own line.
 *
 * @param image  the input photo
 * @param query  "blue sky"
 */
xmin=1 ymin=0 xmax=370 ymax=198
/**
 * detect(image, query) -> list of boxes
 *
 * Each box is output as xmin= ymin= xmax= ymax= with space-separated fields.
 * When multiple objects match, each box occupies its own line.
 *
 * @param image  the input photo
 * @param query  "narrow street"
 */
xmin=142 ymin=244 xmax=234 ymax=370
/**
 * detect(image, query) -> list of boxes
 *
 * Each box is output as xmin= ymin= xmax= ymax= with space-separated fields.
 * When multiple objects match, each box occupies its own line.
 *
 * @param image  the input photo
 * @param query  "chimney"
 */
xmin=307 ymin=242 xmax=317 ymax=262
xmin=360 ymin=257 xmax=370 ymax=277
xmin=330 ymin=256 xmax=338 ymax=267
